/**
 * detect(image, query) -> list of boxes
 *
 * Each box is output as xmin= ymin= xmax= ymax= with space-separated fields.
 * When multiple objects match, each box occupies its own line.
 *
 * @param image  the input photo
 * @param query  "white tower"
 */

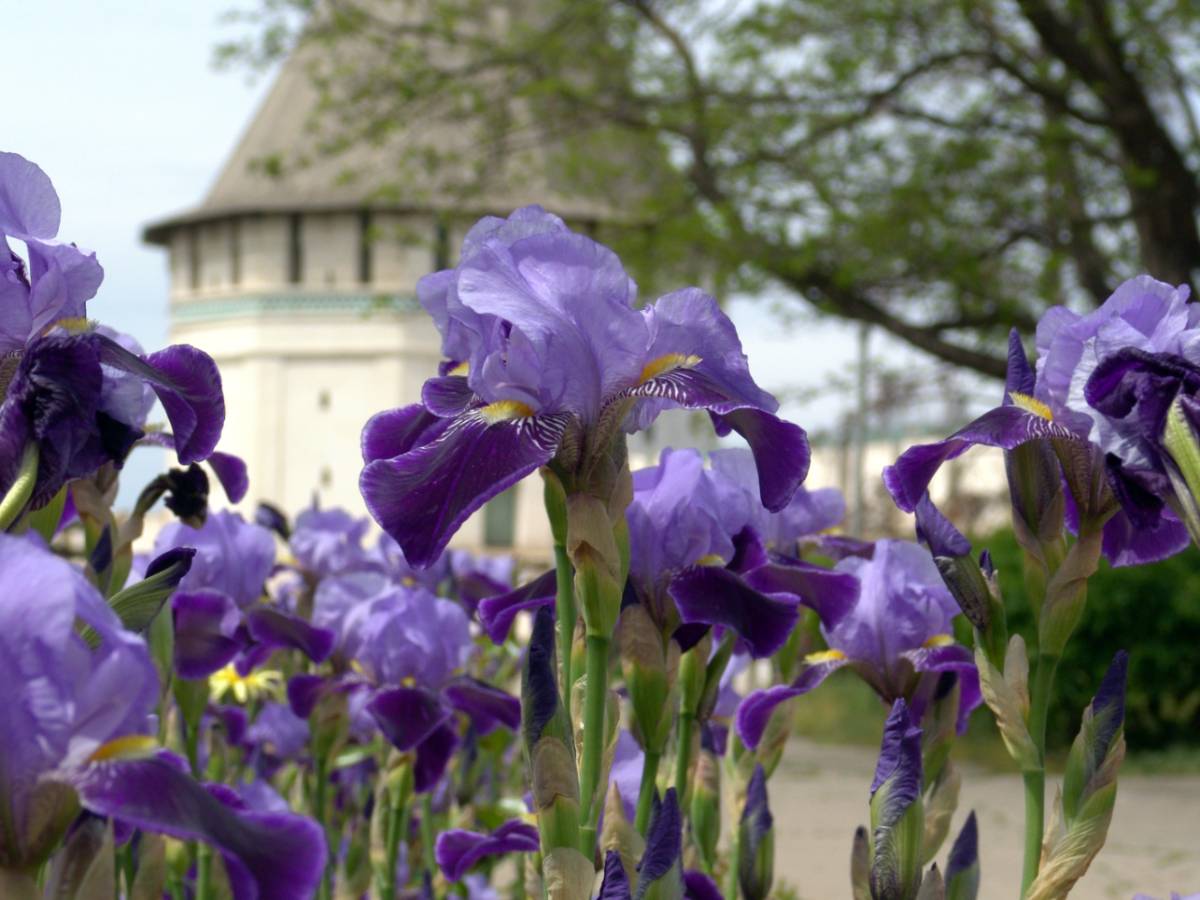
xmin=143 ymin=42 xmax=710 ymax=557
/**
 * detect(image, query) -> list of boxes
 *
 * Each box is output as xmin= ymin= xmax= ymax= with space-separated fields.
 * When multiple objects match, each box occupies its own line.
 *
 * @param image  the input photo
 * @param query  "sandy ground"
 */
xmin=770 ymin=740 xmax=1200 ymax=899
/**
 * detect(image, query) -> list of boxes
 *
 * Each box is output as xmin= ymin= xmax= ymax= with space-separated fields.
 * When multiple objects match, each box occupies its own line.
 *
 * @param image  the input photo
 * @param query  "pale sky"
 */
xmin=6 ymin=2 xmax=988 ymax=504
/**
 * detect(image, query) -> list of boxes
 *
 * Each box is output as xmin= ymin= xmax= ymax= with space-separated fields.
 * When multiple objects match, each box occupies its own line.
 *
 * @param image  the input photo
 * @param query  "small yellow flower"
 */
xmin=209 ymin=665 xmax=284 ymax=704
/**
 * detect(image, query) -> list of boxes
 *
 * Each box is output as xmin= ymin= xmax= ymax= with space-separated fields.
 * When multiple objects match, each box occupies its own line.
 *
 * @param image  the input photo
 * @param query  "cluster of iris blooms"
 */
xmin=0 ymin=151 xmax=1196 ymax=900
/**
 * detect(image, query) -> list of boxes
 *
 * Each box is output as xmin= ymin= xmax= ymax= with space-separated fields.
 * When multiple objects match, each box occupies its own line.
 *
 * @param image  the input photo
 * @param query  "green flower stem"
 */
xmin=578 ymin=633 xmax=611 ymax=855
xmin=554 ymin=543 xmax=576 ymax=723
xmin=634 ymin=750 xmax=662 ymax=834
xmin=1020 ymin=652 xmax=1060 ymax=896
xmin=674 ymin=712 xmax=696 ymax=802
xmin=314 ymin=755 xmax=333 ymax=900
xmin=421 ymin=793 xmax=436 ymax=875
xmin=195 ymin=845 xmax=213 ymax=900
xmin=382 ymin=786 xmax=411 ymax=898
xmin=0 ymin=444 xmax=38 ymax=531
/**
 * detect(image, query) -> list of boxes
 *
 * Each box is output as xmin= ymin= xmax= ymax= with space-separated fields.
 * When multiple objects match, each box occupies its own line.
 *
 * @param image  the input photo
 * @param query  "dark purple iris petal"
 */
xmin=1087 ymin=651 xmax=1128 ymax=773
xmin=945 ymin=811 xmax=978 ymax=883
xmin=599 ymin=849 xmax=632 ymax=900
xmin=172 ymin=589 xmax=242 ymax=679
xmin=360 ymin=410 xmax=568 ymax=568
xmin=206 ymin=451 xmax=249 ymax=503
xmin=97 ymin=337 xmax=224 ymax=465
xmin=683 ymin=870 xmax=723 ymax=900
xmin=421 ymin=375 xmax=477 ymax=417
xmin=884 ymin=405 xmax=1076 ymax=513
xmin=0 ymin=333 xmax=108 ymax=505
xmin=672 ymin=622 xmax=710 ymax=654
xmin=360 ymin=403 xmax=450 ymax=464
xmin=638 ymin=787 xmax=682 ymax=888
xmin=735 ymin=661 xmax=846 ymax=749
xmin=286 ymin=674 xmax=328 ymax=719
xmin=728 ymin=526 xmax=769 ymax=574
xmin=443 ymin=677 xmax=521 ymax=734
xmin=669 ymin=565 xmax=800 ymax=659
xmin=244 ymin=607 xmax=334 ymax=664
xmin=914 ymin=494 xmax=971 ymax=558
xmin=476 ymin=569 xmax=556 ymax=644
xmin=71 ymin=752 xmax=325 ymax=900
xmin=369 ymin=686 xmax=450 ymax=752
xmin=1004 ymin=328 xmax=1036 ymax=400
xmin=414 ymin=721 xmax=460 ymax=793
xmin=744 ymin=558 xmax=859 ymax=630
xmin=902 ymin=643 xmax=982 ymax=734
xmin=871 ymin=699 xmax=923 ymax=798
xmin=434 ymin=819 xmax=538 ymax=882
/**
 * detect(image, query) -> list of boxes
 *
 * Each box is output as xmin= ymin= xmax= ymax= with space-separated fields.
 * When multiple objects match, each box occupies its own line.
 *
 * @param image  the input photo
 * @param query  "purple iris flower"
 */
xmin=434 ymin=819 xmax=539 ymax=882
xmin=288 ymin=504 xmax=372 ymax=577
xmin=299 ymin=585 xmax=520 ymax=793
xmin=0 ymin=152 xmax=224 ymax=510
xmin=155 ymin=511 xmax=334 ymax=678
xmin=886 ymin=278 xmax=1200 ymax=567
xmin=597 ymin=788 xmax=684 ymax=898
xmin=359 ymin=206 xmax=809 ymax=567
xmin=736 ymin=539 xmax=981 ymax=749
xmin=0 ymin=533 xmax=324 ymax=897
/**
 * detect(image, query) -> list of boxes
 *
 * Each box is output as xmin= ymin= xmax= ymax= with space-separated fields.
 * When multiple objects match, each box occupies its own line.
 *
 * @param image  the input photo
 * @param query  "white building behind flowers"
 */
xmin=142 ymin=34 xmax=713 ymax=559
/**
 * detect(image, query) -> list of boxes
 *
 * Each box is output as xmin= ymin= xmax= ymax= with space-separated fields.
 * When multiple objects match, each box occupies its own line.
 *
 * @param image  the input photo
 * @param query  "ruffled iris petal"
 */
xmin=735 ymin=657 xmax=848 ymax=749
xmin=443 ymin=677 xmax=521 ymax=735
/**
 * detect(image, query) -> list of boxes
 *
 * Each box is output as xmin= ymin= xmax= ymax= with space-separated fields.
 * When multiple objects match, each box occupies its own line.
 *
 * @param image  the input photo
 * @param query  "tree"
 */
xmin=220 ymin=0 xmax=1200 ymax=378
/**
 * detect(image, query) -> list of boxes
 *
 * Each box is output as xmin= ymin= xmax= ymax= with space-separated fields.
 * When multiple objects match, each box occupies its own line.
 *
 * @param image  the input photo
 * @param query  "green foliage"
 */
xmin=982 ymin=528 xmax=1200 ymax=752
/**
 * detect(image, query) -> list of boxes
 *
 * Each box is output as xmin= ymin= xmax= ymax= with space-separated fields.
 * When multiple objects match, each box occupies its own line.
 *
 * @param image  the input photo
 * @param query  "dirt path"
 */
xmin=770 ymin=740 xmax=1200 ymax=899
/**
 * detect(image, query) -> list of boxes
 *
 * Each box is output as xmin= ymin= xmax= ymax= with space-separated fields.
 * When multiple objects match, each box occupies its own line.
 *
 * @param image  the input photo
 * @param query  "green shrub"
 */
xmin=980 ymin=528 xmax=1200 ymax=751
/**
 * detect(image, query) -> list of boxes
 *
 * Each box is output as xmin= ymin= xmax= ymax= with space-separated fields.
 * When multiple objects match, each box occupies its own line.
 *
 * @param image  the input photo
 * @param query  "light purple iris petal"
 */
xmin=155 ymin=511 xmax=277 ymax=608
xmin=369 ymin=686 xmax=450 ymax=751
xmin=477 ymin=569 xmax=557 ymax=644
xmin=735 ymin=658 xmax=847 ymax=749
xmin=828 ymin=541 xmax=959 ymax=679
xmin=71 ymin=752 xmax=325 ymax=900
xmin=360 ymin=410 xmax=568 ymax=568
xmin=355 ymin=587 xmax=472 ymax=688
xmin=0 ymin=152 xmax=61 ymax=238
xmin=669 ymin=565 xmax=800 ymax=659
xmin=609 ymin=730 xmax=645 ymax=824
xmin=434 ymin=819 xmax=539 ymax=882
xmin=95 ymin=337 xmax=224 ymax=465
xmin=290 ymin=505 xmax=371 ymax=577
xmin=902 ymin=643 xmax=982 ymax=734
xmin=443 ymin=677 xmax=521 ymax=734
xmin=312 ymin=571 xmax=397 ymax=657
xmin=172 ymin=589 xmax=243 ymax=679
xmin=26 ymin=239 xmax=102 ymax=332
xmin=456 ymin=226 xmax=645 ymax=420
xmin=245 ymin=702 xmax=310 ymax=761
xmin=206 ymin=451 xmax=249 ymax=503
xmin=245 ymin=607 xmax=335 ymax=664
xmin=884 ymin=406 xmax=1076 ymax=513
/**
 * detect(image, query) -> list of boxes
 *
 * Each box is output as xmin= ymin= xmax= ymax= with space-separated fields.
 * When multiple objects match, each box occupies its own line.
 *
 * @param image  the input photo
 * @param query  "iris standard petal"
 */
xmin=360 ymin=409 xmax=569 ymax=568
xmin=206 ymin=451 xmax=249 ymax=503
xmin=0 ymin=151 xmax=61 ymax=239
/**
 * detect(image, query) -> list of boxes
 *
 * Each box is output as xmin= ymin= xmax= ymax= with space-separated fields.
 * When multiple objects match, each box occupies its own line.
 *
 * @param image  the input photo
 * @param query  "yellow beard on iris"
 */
xmin=639 ymin=353 xmax=702 ymax=384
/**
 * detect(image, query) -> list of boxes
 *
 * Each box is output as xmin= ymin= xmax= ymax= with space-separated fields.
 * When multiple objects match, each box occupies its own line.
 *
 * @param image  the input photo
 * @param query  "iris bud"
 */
xmin=869 ymin=701 xmax=924 ymax=900
xmin=850 ymin=825 xmax=871 ymax=900
xmin=737 ymin=766 xmax=774 ymax=900
xmin=689 ymin=733 xmax=721 ymax=871
xmin=973 ymin=636 xmax=1037 ymax=771
xmin=568 ymin=494 xmax=623 ymax=637
xmin=617 ymin=603 xmax=678 ymax=754
xmin=1026 ymin=652 xmax=1127 ymax=900
xmin=1162 ymin=397 xmax=1200 ymax=544
xmin=600 ymin=783 xmax=644 ymax=887
xmin=944 ymin=812 xmax=979 ymax=900
xmin=920 ymin=761 xmax=961 ymax=866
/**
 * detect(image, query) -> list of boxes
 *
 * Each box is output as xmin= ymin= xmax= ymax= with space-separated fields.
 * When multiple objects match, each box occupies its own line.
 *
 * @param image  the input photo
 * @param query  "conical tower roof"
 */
xmin=145 ymin=18 xmax=643 ymax=244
